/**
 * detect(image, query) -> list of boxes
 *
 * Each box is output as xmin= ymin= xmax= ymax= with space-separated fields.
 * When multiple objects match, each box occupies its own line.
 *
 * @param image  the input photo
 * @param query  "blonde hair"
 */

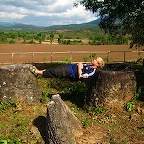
xmin=96 ymin=57 xmax=105 ymax=68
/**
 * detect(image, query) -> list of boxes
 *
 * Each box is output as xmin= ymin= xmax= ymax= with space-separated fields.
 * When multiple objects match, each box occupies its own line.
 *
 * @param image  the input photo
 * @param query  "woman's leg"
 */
xmin=29 ymin=65 xmax=45 ymax=76
xmin=30 ymin=64 xmax=69 ymax=78
xmin=35 ymin=68 xmax=46 ymax=75
xmin=43 ymin=64 xmax=69 ymax=78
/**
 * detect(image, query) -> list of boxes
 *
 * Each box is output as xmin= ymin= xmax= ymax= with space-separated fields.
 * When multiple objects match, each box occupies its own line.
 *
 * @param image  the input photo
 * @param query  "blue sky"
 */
xmin=0 ymin=0 xmax=98 ymax=27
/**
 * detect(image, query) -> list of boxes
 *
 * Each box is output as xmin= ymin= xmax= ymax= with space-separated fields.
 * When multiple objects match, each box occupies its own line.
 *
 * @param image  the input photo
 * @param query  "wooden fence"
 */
xmin=0 ymin=50 xmax=144 ymax=65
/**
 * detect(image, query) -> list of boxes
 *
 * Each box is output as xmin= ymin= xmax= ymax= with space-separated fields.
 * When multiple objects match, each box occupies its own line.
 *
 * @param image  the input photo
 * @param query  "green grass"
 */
xmin=0 ymin=99 xmax=19 ymax=111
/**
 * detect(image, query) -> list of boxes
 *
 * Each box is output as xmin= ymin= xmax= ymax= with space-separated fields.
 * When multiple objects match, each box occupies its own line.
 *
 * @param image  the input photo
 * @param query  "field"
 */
xmin=0 ymin=44 xmax=130 ymax=53
xmin=1 ymin=44 xmax=144 ymax=65
xmin=0 ymin=44 xmax=144 ymax=143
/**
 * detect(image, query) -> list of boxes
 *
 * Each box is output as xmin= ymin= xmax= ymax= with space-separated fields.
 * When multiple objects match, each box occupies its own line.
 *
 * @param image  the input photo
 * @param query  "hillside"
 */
xmin=44 ymin=19 xmax=101 ymax=30
xmin=0 ymin=19 xmax=100 ymax=31
xmin=0 ymin=22 xmax=43 ymax=31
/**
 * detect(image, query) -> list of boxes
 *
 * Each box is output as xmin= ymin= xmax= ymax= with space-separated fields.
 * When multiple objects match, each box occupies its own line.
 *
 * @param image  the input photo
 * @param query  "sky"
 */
xmin=0 ymin=0 xmax=98 ymax=27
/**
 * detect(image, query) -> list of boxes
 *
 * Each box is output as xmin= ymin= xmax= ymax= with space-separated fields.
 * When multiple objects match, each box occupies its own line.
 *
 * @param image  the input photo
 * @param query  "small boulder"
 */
xmin=0 ymin=64 xmax=41 ymax=102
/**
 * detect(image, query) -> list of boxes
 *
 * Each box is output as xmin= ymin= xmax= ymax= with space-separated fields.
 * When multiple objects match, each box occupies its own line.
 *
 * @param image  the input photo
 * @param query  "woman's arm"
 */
xmin=77 ymin=63 xmax=89 ymax=78
xmin=78 ymin=64 xmax=96 ymax=79
xmin=77 ymin=62 xmax=83 ymax=78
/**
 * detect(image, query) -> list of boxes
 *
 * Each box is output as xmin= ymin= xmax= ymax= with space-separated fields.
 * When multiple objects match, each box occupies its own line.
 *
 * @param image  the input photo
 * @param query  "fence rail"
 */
xmin=0 ymin=50 xmax=144 ymax=65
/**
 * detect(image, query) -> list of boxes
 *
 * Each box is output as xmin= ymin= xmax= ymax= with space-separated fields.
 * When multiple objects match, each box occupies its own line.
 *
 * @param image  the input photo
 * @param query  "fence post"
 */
xmin=51 ymin=52 xmax=53 ymax=63
xmin=107 ymin=51 xmax=110 ymax=62
xmin=32 ymin=52 xmax=34 ymax=63
xmin=90 ymin=52 xmax=92 ymax=61
xmin=70 ymin=51 xmax=72 ymax=63
xmin=11 ymin=53 xmax=14 ymax=64
xmin=138 ymin=51 xmax=141 ymax=60
xmin=124 ymin=51 xmax=126 ymax=62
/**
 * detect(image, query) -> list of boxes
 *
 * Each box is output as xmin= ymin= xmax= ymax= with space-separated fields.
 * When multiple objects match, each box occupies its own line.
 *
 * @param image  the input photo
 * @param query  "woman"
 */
xmin=30 ymin=57 xmax=105 ymax=80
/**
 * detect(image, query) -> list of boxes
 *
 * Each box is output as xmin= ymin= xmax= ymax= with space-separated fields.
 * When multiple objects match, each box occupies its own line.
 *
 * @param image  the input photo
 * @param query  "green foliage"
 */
xmin=86 ymin=106 xmax=103 ymax=116
xmin=83 ymin=55 xmax=89 ymax=62
xmin=138 ymin=127 xmax=144 ymax=131
xmin=61 ymin=57 xmax=71 ymax=64
xmin=0 ymin=138 xmax=21 ymax=144
xmin=39 ymin=92 xmax=50 ymax=104
xmin=10 ymin=32 xmax=18 ymax=39
xmin=9 ymin=39 xmax=16 ymax=44
xmin=49 ymin=33 xmax=54 ymax=44
xmin=0 ymin=99 xmax=19 ymax=111
xmin=88 ymin=35 xmax=129 ymax=45
xmin=81 ymin=119 xmax=91 ymax=128
xmin=58 ymin=34 xmax=64 ymax=44
xmin=0 ymin=32 xmax=8 ymax=43
xmin=19 ymin=125 xmax=27 ymax=133
xmin=136 ymin=87 xmax=143 ymax=98
xmin=126 ymin=102 xmax=135 ymax=112
xmin=0 ymin=138 xmax=10 ymax=144
xmin=48 ymin=78 xmax=63 ymax=90
xmin=91 ymin=52 xmax=96 ymax=60
xmin=60 ymin=39 xmax=83 ymax=45
xmin=66 ymin=81 xmax=87 ymax=95
xmin=93 ymin=107 xmax=103 ymax=115
xmin=38 ymin=76 xmax=88 ymax=107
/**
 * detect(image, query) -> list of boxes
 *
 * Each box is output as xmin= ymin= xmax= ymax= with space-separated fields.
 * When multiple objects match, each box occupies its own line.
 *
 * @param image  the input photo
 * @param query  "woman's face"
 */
xmin=92 ymin=58 xmax=101 ymax=67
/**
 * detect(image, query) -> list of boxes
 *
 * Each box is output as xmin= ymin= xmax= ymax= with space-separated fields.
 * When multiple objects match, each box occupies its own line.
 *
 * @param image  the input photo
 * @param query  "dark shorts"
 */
xmin=43 ymin=64 xmax=69 ymax=78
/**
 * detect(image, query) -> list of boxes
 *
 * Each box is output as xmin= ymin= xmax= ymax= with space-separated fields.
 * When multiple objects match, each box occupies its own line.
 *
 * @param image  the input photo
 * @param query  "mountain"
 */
xmin=0 ymin=18 xmax=101 ymax=31
xmin=0 ymin=22 xmax=43 ymax=31
xmin=0 ymin=22 xmax=18 ymax=26
xmin=44 ymin=18 xmax=101 ymax=30
xmin=87 ymin=18 xmax=101 ymax=25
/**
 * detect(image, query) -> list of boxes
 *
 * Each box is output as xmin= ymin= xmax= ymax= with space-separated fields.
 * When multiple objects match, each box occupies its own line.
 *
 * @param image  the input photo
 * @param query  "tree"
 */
xmin=10 ymin=32 xmax=18 ymax=39
xmin=49 ymin=33 xmax=54 ymax=44
xmin=36 ymin=33 xmax=46 ymax=44
xmin=76 ymin=0 xmax=144 ymax=47
xmin=0 ymin=32 xmax=8 ymax=43
xmin=58 ymin=34 xmax=63 ymax=44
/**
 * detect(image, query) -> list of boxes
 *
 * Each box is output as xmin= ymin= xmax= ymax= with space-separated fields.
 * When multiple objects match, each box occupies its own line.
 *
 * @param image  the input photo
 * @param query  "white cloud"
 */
xmin=0 ymin=0 xmax=97 ymax=26
xmin=0 ymin=12 xmax=26 ymax=19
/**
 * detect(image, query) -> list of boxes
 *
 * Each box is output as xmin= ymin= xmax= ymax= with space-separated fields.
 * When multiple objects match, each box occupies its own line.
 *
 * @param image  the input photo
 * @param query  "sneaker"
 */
xmin=29 ymin=65 xmax=38 ymax=77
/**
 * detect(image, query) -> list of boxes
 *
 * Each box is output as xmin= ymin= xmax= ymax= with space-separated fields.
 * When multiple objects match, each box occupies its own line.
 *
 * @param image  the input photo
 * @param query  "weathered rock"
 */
xmin=86 ymin=65 xmax=137 ymax=108
xmin=46 ymin=94 xmax=83 ymax=144
xmin=0 ymin=64 xmax=41 ymax=102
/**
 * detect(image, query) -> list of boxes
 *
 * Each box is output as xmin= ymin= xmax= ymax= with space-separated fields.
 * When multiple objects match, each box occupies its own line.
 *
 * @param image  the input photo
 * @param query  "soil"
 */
xmin=0 ymin=44 xmax=144 ymax=143
xmin=0 ymin=44 xmax=130 ymax=53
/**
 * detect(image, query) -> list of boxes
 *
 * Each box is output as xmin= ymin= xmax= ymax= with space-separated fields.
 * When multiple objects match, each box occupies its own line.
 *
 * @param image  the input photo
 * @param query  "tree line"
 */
xmin=0 ymin=28 xmax=130 ymax=45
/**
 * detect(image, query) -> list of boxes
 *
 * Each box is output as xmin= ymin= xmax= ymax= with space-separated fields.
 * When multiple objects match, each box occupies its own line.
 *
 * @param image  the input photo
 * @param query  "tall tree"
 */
xmin=76 ymin=0 xmax=144 ymax=47
xmin=49 ymin=33 xmax=54 ymax=44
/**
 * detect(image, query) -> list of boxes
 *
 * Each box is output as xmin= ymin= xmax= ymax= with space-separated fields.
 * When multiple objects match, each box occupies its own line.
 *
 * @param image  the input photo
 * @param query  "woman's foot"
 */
xmin=29 ymin=65 xmax=38 ymax=77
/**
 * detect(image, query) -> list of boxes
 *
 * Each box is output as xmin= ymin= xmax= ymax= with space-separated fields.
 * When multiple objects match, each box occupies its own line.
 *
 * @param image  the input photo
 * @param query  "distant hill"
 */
xmin=87 ymin=18 xmax=101 ymax=25
xmin=0 ymin=18 xmax=101 ymax=31
xmin=44 ymin=18 xmax=101 ymax=30
xmin=0 ymin=22 xmax=43 ymax=31
xmin=0 ymin=22 xmax=18 ymax=26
